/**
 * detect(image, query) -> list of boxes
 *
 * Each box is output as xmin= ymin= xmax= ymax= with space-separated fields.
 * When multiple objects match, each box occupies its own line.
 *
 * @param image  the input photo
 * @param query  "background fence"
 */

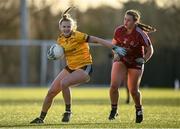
xmin=0 ymin=40 xmax=180 ymax=87
xmin=0 ymin=40 xmax=111 ymax=86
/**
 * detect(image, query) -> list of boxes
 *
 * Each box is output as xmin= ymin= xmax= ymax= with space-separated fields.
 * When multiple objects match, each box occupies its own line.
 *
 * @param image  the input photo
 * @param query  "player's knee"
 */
xmin=47 ymin=90 xmax=57 ymax=98
xmin=110 ymin=84 xmax=118 ymax=93
xmin=60 ymin=80 xmax=68 ymax=90
xmin=129 ymin=88 xmax=139 ymax=96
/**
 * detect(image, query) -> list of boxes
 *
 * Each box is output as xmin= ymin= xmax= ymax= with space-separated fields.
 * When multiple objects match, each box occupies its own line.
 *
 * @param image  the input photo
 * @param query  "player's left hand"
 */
xmin=135 ymin=58 xmax=146 ymax=65
xmin=112 ymin=46 xmax=127 ymax=57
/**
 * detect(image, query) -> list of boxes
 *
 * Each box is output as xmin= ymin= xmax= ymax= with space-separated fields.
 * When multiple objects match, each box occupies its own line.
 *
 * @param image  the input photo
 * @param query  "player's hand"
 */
xmin=47 ymin=46 xmax=56 ymax=60
xmin=135 ymin=58 xmax=146 ymax=65
xmin=112 ymin=46 xmax=127 ymax=57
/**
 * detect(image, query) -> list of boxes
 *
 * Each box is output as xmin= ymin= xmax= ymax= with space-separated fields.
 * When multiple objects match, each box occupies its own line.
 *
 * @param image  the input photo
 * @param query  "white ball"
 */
xmin=52 ymin=44 xmax=64 ymax=59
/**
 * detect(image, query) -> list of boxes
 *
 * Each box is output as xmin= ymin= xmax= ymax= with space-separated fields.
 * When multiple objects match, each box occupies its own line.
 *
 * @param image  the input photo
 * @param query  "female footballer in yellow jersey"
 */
xmin=30 ymin=7 xmax=127 ymax=124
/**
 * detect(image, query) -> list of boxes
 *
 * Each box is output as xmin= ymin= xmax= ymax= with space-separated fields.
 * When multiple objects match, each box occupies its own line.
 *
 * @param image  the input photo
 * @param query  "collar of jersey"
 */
xmin=60 ymin=31 xmax=76 ymax=39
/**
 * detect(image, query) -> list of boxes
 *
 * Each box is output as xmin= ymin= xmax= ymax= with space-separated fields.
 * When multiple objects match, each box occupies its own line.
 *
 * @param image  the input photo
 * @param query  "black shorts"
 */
xmin=65 ymin=65 xmax=93 ymax=75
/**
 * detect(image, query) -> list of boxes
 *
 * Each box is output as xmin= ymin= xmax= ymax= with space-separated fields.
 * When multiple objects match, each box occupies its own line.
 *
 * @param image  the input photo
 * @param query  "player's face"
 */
xmin=124 ymin=14 xmax=136 ymax=30
xmin=59 ymin=21 xmax=73 ymax=37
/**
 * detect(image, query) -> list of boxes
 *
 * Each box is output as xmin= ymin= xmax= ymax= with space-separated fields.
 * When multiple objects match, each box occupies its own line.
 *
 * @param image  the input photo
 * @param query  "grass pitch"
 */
xmin=0 ymin=87 xmax=180 ymax=128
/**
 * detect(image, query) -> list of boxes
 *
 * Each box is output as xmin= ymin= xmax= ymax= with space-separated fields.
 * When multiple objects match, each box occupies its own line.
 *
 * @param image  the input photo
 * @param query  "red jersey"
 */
xmin=113 ymin=25 xmax=151 ymax=64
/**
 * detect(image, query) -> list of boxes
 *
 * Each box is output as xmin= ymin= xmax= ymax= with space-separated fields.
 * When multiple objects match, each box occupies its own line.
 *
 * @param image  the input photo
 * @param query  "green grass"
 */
xmin=0 ymin=87 xmax=180 ymax=128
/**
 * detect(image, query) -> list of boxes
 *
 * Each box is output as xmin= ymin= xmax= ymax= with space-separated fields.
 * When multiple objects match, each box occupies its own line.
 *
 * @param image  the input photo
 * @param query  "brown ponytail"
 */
xmin=59 ymin=7 xmax=74 ymax=24
xmin=59 ymin=7 xmax=77 ymax=31
xmin=63 ymin=7 xmax=73 ymax=16
xmin=126 ymin=9 xmax=156 ymax=33
xmin=137 ymin=22 xmax=156 ymax=33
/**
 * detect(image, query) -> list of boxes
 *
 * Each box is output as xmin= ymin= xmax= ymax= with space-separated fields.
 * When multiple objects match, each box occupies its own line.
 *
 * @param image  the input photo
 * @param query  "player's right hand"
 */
xmin=135 ymin=58 xmax=146 ymax=65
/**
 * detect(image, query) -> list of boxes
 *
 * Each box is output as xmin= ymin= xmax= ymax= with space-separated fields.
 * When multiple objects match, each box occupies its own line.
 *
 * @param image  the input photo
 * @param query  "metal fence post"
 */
xmin=20 ymin=0 xmax=29 ymax=86
xmin=40 ymin=43 xmax=48 ymax=86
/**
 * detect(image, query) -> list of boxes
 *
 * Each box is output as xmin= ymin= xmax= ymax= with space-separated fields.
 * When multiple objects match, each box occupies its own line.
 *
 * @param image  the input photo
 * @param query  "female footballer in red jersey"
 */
xmin=108 ymin=10 xmax=156 ymax=123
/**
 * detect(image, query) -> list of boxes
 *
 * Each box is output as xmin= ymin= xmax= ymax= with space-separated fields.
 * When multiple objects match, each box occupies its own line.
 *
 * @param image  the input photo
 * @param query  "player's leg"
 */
xmin=60 ymin=66 xmax=74 ymax=119
xmin=127 ymin=68 xmax=144 ymax=123
xmin=61 ymin=69 xmax=90 ymax=89
xmin=62 ymin=87 xmax=71 ymax=111
xmin=109 ymin=61 xmax=127 ymax=120
xmin=30 ymin=69 xmax=69 ymax=124
xmin=41 ymin=69 xmax=69 ymax=112
xmin=61 ymin=87 xmax=72 ymax=122
xmin=61 ymin=66 xmax=91 ymax=122
xmin=124 ymin=78 xmax=130 ymax=104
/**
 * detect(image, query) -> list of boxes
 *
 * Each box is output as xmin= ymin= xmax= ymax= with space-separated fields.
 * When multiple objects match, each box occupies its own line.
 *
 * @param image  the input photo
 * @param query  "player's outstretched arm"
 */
xmin=88 ymin=36 xmax=127 ymax=57
xmin=88 ymin=36 xmax=114 ymax=49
